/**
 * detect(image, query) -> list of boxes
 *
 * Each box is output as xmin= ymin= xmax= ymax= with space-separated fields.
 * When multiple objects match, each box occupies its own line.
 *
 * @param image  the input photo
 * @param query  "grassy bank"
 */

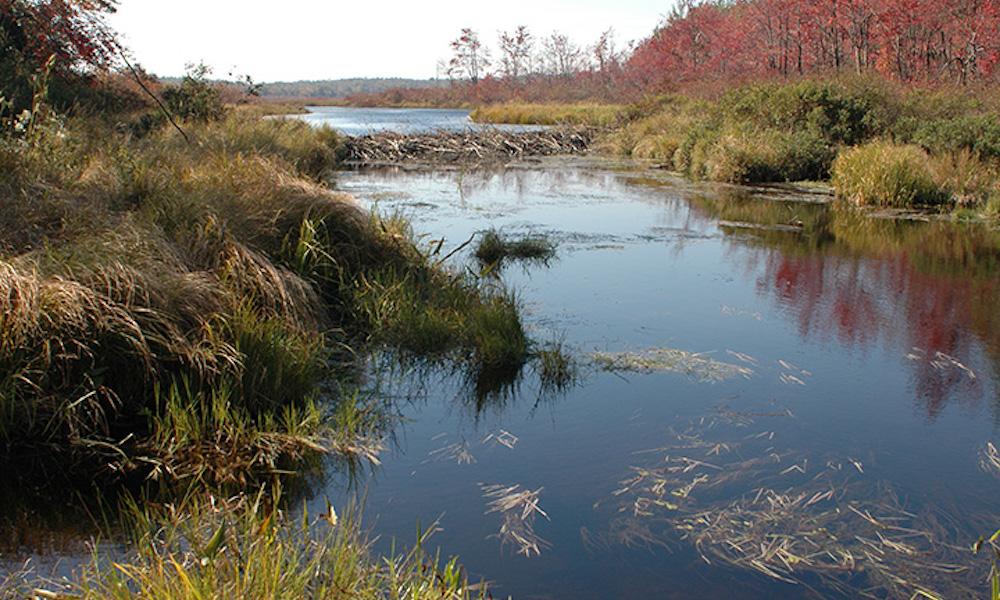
xmin=601 ymin=79 xmax=1000 ymax=218
xmin=0 ymin=89 xmax=530 ymax=492
xmin=0 ymin=69 xmax=531 ymax=597
xmin=470 ymin=102 xmax=627 ymax=127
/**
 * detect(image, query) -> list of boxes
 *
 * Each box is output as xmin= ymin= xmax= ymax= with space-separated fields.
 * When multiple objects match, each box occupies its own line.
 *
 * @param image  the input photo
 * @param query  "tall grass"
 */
xmin=832 ymin=142 xmax=950 ymax=207
xmin=19 ymin=490 xmax=486 ymax=600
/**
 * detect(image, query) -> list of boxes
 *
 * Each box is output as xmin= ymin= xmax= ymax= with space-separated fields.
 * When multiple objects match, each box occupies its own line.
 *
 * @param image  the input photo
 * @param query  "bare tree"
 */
xmin=447 ymin=28 xmax=491 ymax=83
xmin=540 ymin=31 xmax=584 ymax=77
xmin=498 ymin=25 xmax=534 ymax=80
xmin=591 ymin=28 xmax=623 ymax=73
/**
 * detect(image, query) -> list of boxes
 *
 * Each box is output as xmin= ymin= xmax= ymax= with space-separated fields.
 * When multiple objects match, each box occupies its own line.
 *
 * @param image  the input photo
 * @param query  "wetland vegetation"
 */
xmin=6 ymin=1 xmax=1000 ymax=599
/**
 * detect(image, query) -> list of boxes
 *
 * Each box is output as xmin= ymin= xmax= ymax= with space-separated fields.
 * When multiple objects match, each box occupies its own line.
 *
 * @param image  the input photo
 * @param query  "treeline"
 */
xmin=259 ymin=78 xmax=446 ymax=98
xmin=358 ymin=0 xmax=1000 ymax=106
xmin=348 ymin=27 xmax=631 ymax=106
xmin=628 ymin=0 xmax=1000 ymax=88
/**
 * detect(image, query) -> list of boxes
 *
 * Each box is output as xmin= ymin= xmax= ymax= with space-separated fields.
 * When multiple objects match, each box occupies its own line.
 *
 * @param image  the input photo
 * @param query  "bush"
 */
xmin=161 ymin=64 xmax=225 ymax=122
xmin=832 ymin=141 xmax=948 ymax=207
xmin=697 ymin=128 xmax=834 ymax=183
xmin=908 ymin=115 xmax=1000 ymax=160
xmin=717 ymin=78 xmax=896 ymax=146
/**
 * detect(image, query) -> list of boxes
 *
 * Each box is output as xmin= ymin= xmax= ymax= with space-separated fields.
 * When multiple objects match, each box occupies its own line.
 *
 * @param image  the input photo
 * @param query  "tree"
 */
xmin=541 ymin=31 xmax=584 ymax=77
xmin=498 ymin=25 xmax=533 ymax=80
xmin=0 ymin=0 xmax=121 ymax=109
xmin=447 ymin=28 xmax=490 ymax=83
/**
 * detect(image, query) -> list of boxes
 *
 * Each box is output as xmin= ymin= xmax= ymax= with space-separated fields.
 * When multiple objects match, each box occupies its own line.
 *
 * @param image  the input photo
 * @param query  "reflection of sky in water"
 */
xmin=289 ymin=106 xmax=545 ymax=135
xmin=321 ymin=164 xmax=1000 ymax=599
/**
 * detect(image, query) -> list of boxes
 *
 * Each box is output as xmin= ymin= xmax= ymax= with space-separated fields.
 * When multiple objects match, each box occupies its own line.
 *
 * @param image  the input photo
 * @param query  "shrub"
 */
xmin=717 ymin=78 xmax=895 ymax=146
xmin=908 ymin=115 xmax=1000 ymax=160
xmin=161 ymin=63 xmax=226 ymax=123
xmin=698 ymin=128 xmax=834 ymax=183
xmin=832 ymin=141 xmax=948 ymax=207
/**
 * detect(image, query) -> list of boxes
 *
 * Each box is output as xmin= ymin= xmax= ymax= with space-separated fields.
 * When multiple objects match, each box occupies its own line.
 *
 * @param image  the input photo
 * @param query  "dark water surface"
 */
xmin=319 ymin=160 xmax=1000 ymax=599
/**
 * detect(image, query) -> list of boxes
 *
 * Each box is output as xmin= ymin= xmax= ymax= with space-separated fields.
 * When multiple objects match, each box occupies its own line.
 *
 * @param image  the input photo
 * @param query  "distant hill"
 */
xmin=258 ymin=78 xmax=446 ymax=99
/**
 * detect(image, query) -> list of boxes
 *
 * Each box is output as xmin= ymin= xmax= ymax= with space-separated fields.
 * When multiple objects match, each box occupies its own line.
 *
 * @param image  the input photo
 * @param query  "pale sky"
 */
xmin=109 ymin=1 xmax=670 ymax=82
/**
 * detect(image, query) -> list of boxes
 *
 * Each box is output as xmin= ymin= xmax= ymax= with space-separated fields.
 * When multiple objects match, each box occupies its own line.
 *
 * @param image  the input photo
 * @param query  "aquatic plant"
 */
xmin=594 ymin=408 xmax=993 ymax=599
xmin=534 ymin=341 xmax=578 ymax=391
xmin=473 ymin=228 xmax=556 ymax=268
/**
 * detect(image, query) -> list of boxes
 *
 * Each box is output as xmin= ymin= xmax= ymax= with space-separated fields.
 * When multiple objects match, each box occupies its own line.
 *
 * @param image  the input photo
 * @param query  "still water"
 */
xmin=320 ymin=159 xmax=1000 ymax=599
xmin=291 ymin=106 xmax=544 ymax=135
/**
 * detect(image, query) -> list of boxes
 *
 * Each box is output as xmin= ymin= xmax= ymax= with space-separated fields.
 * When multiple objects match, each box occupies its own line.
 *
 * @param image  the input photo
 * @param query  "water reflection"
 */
xmin=687 ymin=192 xmax=1000 ymax=420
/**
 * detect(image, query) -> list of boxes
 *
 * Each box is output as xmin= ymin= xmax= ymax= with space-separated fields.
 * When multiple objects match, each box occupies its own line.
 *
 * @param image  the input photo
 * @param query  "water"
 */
xmin=317 ymin=160 xmax=1000 ymax=599
xmin=290 ymin=106 xmax=544 ymax=135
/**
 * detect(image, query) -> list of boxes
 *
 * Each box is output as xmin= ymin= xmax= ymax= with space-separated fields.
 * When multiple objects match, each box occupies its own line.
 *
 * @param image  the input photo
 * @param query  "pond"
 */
xmin=290 ymin=106 xmax=545 ymax=135
xmin=316 ymin=158 xmax=1000 ymax=599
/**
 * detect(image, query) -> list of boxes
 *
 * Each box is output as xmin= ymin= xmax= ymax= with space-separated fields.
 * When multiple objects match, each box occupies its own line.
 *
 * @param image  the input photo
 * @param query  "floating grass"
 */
xmin=594 ymin=408 xmax=991 ymax=599
xmin=481 ymin=483 xmax=550 ymax=557
xmin=591 ymin=347 xmax=754 ymax=382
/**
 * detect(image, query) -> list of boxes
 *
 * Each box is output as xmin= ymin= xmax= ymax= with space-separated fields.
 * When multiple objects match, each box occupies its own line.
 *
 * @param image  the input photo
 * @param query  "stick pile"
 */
xmin=341 ymin=128 xmax=594 ymax=165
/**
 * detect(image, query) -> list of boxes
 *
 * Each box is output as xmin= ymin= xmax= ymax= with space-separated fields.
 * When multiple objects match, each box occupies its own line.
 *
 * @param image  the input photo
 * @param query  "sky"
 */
xmin=109 ymin=1 xmax=670 ymax=82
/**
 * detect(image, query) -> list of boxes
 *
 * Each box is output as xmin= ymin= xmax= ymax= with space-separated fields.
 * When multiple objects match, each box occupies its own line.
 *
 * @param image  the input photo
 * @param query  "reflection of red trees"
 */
xmin=756 ymin=251 xmax=994 ymax=418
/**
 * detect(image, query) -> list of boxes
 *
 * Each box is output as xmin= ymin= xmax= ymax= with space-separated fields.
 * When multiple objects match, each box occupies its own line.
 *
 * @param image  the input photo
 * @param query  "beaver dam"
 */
xmin=340 ymin=127 xmax=594 ymax=165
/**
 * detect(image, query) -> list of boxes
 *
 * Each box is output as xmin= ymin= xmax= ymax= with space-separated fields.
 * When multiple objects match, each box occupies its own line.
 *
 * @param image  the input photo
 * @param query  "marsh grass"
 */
xmin=605 ymin=80 xmax=1000 ymax=210
xmin=473 ymin=228 xmax=556 ymax=268
xmin=832 ymin=141 xmax=950 ymax=207
xmin=534 ymin=341 xmax=578 ymax=391
xmin=470 ymin=103 xmax=625 ymax=127
xmin=22 ymin=490 xmax=485 ymax=600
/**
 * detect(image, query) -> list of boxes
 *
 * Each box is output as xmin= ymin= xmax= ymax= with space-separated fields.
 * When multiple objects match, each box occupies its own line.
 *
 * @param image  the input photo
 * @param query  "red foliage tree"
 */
xmin=626 ymin=0 xmax=1000 ymax=87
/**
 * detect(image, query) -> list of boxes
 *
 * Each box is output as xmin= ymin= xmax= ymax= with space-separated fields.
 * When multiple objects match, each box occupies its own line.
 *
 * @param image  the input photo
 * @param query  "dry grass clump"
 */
xmin=832 ymin=141 xmax=950 ymax=207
